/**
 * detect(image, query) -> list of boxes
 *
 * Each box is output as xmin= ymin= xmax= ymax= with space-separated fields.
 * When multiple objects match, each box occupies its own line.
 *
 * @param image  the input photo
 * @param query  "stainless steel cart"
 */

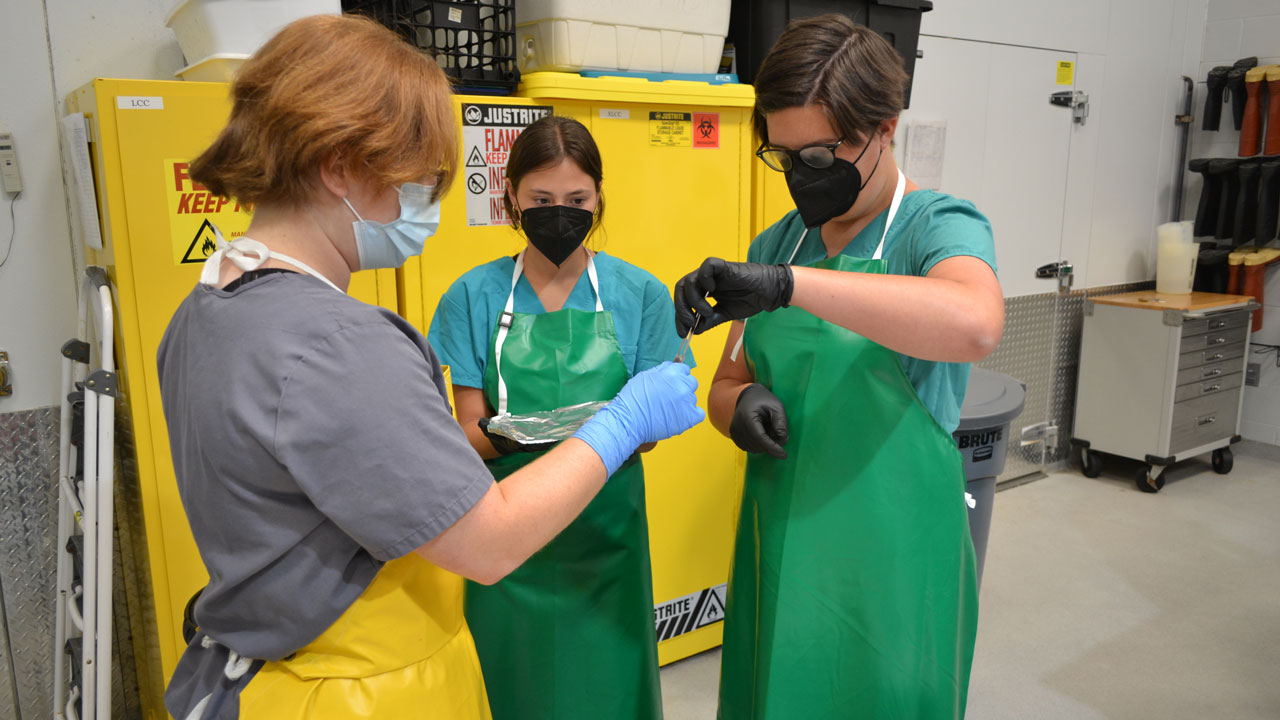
xmin=1071 ymin=290 xmax=1257 ymax=492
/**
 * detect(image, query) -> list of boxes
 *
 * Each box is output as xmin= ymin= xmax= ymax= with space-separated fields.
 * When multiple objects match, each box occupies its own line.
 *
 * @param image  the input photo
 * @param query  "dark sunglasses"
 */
xmin=755 ymin=138 xmax=846 ymax=172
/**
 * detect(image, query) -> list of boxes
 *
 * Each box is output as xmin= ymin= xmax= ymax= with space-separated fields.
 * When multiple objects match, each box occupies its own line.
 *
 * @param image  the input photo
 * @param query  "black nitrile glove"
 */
xmin=479 ymin=417 xmax=544 ymax=455
xmin=729 ymin=383 xmax=789 ymax=460
xmin=674 ymin=258 xmax=795 ymax=337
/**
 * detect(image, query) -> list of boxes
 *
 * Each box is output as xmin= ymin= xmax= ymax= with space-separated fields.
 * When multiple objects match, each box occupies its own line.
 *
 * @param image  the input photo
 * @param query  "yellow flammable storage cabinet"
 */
xmin=399 ymin=73 xmax=755 ymax=664
xmin=66 ymin=78 xmax=399 ymax=715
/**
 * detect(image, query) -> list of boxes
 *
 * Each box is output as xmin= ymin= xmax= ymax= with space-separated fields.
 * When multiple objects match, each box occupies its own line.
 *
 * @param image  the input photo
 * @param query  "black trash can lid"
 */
xmin=956 ymin=367 xmax=1026 ymax=431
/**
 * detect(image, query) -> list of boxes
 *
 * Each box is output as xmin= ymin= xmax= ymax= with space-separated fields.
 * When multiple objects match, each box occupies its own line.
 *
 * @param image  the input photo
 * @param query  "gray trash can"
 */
xmin=953 ymin=367 xmax=1026 ymax=588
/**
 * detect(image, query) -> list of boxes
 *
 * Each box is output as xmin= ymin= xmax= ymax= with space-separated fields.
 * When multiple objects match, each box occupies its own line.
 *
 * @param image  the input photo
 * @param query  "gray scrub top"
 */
xmin=156 ymin=271 xmax=493 ymax=664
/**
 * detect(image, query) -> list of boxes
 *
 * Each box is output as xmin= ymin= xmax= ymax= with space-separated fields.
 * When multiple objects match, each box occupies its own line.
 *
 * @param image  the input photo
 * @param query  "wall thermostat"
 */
xmin=0 ymin=131 xmax=23 ymax=194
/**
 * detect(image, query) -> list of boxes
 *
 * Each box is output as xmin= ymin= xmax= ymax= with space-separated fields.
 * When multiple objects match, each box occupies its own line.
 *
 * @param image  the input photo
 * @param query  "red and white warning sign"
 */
xmin=461 ymin=103 xmax=553 ymax=227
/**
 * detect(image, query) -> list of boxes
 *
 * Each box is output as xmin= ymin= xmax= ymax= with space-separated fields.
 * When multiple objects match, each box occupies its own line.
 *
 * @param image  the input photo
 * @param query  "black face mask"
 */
xmin=784 ymin=136 xmax=882 ymax=228
xmin=519 ymin=205 xmax=595 ymax=266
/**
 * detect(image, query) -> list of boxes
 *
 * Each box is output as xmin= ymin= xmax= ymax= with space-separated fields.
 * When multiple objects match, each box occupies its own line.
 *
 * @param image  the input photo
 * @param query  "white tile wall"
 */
xmin=1201 ymin=19 xmax=1245 ymax=62
xmin=1207 ymin=0 xmax=1280 ymax=22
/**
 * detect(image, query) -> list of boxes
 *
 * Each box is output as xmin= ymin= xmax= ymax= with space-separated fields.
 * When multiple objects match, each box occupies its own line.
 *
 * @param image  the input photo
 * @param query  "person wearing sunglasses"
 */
xmin=673 ymin=14 xmax=1003 ymax=719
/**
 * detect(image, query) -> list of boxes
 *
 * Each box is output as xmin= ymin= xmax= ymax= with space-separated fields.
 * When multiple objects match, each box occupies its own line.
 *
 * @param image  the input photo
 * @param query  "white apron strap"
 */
xmin=872 ymin=170 xmax=907 ymax=261
xmin=494 ymin=251 xmax=603 ymax=415
xmin=200 ymin=226 xmax=344 ymax=294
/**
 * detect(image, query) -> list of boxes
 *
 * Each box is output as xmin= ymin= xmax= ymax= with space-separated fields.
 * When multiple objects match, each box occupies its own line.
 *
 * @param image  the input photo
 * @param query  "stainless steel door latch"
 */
xmin=1036 ymin=261 xmax=1075 ymax=293
xmin=1050 ymin=90 xmax=1090 ymax=125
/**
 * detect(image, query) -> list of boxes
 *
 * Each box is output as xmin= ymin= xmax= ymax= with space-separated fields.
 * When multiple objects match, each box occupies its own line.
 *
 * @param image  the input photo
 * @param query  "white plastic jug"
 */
xmin=1156 ymin=235 xmax=1199 ymax=294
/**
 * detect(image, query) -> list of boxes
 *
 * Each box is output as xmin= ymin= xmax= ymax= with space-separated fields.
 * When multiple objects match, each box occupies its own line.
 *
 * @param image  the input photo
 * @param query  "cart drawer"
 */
xmin=1180 ymin=311 xmax=1250 ymax=338
xmin=1176 ymin=359 xmax=1241 ymax=385
xmin=1178 ymin=343 xmax=1246 ymax=370
xmin=1170 ymin=392 xmax=1239 ymax=454
xmin=1173 ymin=371 xmax=1243 ymax=403
xmin=1178 ymin=326 xmax=1247 ymax=351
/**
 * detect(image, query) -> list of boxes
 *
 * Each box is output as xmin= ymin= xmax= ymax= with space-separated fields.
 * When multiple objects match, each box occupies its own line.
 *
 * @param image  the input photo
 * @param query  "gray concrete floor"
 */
xmin=659 ymin=441 xmax=1280 ymax=719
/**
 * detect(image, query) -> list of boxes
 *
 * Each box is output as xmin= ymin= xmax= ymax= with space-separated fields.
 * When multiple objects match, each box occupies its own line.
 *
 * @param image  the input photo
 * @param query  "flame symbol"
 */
xmin=202 ymin=237 xmax=216 ymax=256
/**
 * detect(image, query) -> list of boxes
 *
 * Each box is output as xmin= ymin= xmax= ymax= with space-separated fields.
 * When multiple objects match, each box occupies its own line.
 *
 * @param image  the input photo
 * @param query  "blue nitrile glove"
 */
xmin=573 ymin=361 xmax=705 ymax=476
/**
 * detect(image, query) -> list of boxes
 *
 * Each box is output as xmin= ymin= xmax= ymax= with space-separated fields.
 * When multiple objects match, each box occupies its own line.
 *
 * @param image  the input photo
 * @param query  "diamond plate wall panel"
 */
xmin=0 ymin=551 xmax=19 ymax=720
xmin=977 ymin=293 xmax=1057 ymax=482
xmin=0 ymin=401 xmax=151 ymax=720
xmin=0 ymin=406 xmax=60 ymax=720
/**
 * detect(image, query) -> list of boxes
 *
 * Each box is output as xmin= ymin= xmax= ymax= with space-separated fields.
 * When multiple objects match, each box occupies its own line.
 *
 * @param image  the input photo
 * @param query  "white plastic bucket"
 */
xmin=515 ymin=0 xmax=731 ymax=74
xmin=167 ymin=0 xmax=340 ymax=72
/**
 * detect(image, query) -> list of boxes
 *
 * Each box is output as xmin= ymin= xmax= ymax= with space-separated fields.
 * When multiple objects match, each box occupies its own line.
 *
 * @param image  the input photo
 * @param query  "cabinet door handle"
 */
xmin=1206 ymin=352 xmax=1225 ymax=362
xmin=1210 ymin=319 xmax=1228 ymax=329
xmin=1210 ymin=336 xmax=1227 ymax=345
xmin=1202 ymin=383 xmax=1222 ymax=393
xmin=1197 ymin=414 xmax=1218 ymax=426
xmin=1203 ymin=367 xmax=1223 ymax=378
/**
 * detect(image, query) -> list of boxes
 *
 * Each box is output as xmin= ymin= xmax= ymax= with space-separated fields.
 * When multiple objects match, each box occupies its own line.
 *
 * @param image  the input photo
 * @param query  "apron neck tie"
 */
xmin=493 ymin=251 xmax=604 ymax=415
xmin=199 ymin=225 xmax=344 ymax=294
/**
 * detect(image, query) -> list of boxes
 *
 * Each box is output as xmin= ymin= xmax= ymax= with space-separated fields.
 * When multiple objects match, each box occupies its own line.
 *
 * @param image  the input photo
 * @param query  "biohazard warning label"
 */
xmin=654 ymin=583 xmax=727 ymax=642
xmin=693 ymin=112 xmax=719 ymax=149
xmin=165 ymin=159 xmax=251 ymax=265
xmin=649 ymin=111 xmax=692 ymax=147
xmin=460 ymin=103 xmax=553 ymax=227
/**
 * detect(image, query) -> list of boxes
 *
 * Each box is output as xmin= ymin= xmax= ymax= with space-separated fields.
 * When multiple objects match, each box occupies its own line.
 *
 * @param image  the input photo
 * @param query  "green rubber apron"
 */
xmin=719 ymin=172 xmax=979 ymax=719
xmin=468 ymin=251 xmax=662 ymax=720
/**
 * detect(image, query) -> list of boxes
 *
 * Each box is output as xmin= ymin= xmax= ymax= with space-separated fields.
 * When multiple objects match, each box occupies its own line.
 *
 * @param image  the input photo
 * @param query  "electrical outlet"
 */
xmin=1245 ymin=362 xmax=1261 ymax=387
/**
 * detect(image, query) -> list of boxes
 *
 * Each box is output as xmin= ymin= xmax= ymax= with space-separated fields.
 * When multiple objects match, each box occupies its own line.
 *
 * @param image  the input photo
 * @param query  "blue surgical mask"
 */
xmin=344 ymin=183 xmax=441 ymax=270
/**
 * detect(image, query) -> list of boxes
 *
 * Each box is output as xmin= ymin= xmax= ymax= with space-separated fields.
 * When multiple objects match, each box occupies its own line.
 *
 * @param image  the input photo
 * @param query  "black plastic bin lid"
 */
xmin=956 ymin=367 xmax=1027 ymax=431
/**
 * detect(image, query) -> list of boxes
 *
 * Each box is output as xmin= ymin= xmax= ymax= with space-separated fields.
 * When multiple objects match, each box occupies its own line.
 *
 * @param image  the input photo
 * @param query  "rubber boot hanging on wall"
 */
xmin=1233 ymin=161 xmax=1260 ymax=245
xmin=1227 ymin=57 xmax=1258 ymax=131
xmin=1238 ymin=67 xmax=1265 ymax=157
xmin=1189 ymin=158 xmax=1219 ymax=236
xmin=1203 ymin=66 xmax=1230 ymax=131
xmin=1265 ymin=66 xmax=1280 ymax=156
xmin=1258 ymin=159 xmax=1280 ymax=242
xmin=1211 ymin=158 xmax=1240 ymax=241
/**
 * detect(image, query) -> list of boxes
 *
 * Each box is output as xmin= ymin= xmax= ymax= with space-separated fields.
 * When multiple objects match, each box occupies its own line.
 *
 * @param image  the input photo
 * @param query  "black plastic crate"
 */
xmin=343 ymin=0 xmax=520 ymax=94
xmin=728 ymin=0 xmax=933 ymax=108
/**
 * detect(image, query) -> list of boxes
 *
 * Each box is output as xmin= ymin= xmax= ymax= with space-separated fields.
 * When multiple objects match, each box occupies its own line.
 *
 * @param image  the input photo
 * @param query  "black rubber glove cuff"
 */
xmin=773 ymin=263 xmax=796 ymax=308
xmin=478 ymin=417 xmax=542 ymax=456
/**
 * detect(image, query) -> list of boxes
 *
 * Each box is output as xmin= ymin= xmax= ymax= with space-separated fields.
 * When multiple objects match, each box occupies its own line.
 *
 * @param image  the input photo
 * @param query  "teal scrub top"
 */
xmin=429 ymin=251 xmax=691 ymax=393
xmin=748 ymin=190 xmax=997 ymax=434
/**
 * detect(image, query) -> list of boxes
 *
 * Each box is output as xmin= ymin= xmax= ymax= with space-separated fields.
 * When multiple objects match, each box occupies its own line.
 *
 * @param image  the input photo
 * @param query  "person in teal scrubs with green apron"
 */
xmin=674 ymin=15 xmax=1005 ymax=719
xmin=430 ymin=116 xmax=688 ymax=720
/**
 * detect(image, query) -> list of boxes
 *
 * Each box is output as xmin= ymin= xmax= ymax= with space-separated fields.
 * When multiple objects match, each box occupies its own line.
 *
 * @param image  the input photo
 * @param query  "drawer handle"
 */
xmin=1210 ymin=336 xmax=1227 ymax=345
xmin=1197 ymin=415 xmax=1217 ymax=426
xmin=1203 ymin=367 xmax=1223 ymax=378
xmin=1202 ymin=383 xmax=1221 ymax=393
xmin=1210 ymin=320 xmax=1228 ymax=329
xmin=1206 ymin=353 xmax=1224 ymax=362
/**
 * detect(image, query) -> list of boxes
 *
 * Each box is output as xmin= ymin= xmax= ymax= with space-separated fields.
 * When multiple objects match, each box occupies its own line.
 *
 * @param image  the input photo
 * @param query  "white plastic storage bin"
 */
xmin=167 ymin=0 xmax=341 ymax=78
xmin=515 ymin=0 xmax=730 ymax=74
